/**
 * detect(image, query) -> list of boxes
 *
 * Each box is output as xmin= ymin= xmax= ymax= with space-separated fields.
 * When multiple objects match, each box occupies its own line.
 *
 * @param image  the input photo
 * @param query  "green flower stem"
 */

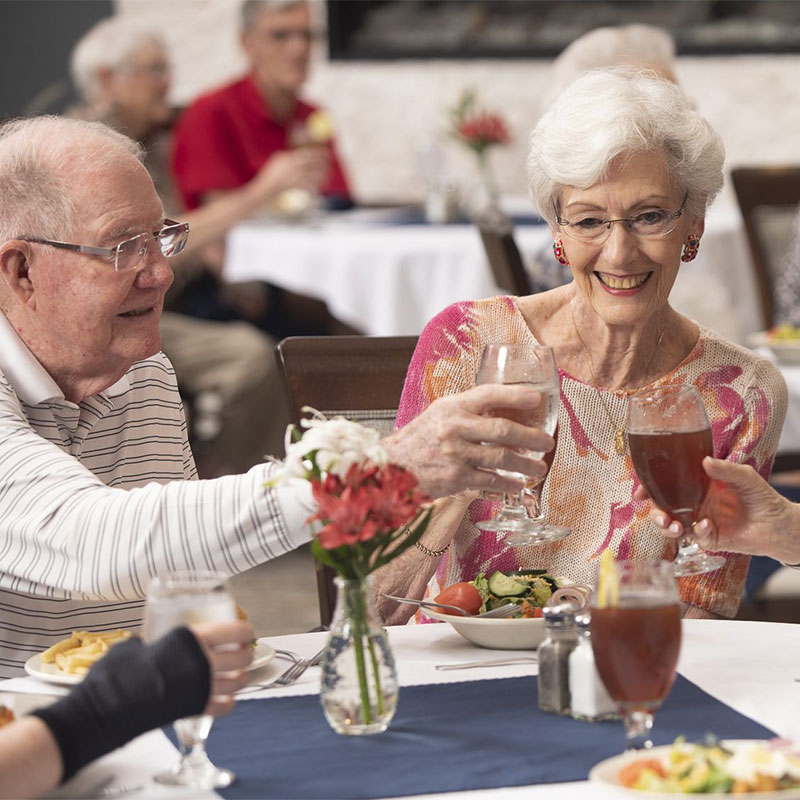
xmin=349 ymin=581 xmax=373 ymax=725
xmin=367 ymin=635 xmax=385 ymax=716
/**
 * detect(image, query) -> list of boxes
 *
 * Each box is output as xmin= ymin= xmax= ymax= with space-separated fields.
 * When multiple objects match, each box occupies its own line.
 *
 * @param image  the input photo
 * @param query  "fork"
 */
xmin=379 ymin=593 xmax=520 ymax=619
xmin=238 ymin=645 xmax=327 ymax=693
xmin=272 ymin=645 xmax=327 ymax=686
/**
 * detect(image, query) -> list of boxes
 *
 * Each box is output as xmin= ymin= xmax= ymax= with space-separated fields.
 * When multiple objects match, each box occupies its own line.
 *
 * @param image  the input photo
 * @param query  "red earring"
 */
xmin=552 ymin=239 xmax=570 ymax=266
xmin=681 ymin=234 xmax=700 ymax=262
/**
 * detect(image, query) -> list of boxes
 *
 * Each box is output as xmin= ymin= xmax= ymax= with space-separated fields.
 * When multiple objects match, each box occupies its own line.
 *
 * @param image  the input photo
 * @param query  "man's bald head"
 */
xmin=0 ymin=116 xmax=144 ymax=246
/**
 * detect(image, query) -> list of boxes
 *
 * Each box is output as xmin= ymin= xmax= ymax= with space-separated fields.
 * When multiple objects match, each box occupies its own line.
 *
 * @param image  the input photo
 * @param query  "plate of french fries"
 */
xmin=25 ymin=629 xmax=134 ymax=686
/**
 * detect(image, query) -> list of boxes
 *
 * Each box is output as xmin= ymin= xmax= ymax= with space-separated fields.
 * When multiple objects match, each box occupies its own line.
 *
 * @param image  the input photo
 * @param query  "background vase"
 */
xmin=472 ymin=149 xmax=508 ymax=230
xmin=320 ymin=575 xmax=398 ymax=735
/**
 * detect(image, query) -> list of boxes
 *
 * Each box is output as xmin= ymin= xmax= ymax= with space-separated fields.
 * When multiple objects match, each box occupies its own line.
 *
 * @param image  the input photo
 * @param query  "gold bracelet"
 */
xmin=414 ymin=540 xmax=450 ymax=558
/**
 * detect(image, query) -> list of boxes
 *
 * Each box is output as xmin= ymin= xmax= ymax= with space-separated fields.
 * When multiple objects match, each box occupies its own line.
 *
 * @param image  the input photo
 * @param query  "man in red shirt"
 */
xmin=173 ymin=0 xmax=351 ymax=211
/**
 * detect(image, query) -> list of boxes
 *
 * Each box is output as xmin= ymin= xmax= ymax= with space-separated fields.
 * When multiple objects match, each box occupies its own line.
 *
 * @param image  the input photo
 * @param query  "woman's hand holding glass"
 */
xmin=637 ymin=456 xmax=800 ymax=566
xmin=474 ymin=343 xmax=570 ymax=547
xmin=143 ymin=570 xmax=241 ymax=790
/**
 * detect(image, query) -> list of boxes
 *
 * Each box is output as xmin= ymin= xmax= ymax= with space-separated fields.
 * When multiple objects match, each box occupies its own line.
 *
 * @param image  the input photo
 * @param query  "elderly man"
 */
xmin=172 ymin=0 xmax=350 ymax=211
xmin=0 ymin=115 xmax=551 ymax=678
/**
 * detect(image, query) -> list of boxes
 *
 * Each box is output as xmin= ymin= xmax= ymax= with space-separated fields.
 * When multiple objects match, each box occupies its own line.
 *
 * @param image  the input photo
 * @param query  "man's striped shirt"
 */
xmin=0 ymin=311 xmax=310 ymax=678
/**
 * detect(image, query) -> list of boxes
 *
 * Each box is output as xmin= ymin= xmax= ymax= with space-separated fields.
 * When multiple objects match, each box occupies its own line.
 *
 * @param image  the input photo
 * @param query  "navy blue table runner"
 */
xmin=180 ymin=674 xmax=772 ymax=800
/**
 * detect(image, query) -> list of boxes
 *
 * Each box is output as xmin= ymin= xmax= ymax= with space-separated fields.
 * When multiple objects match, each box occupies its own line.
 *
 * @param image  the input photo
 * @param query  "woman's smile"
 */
xmin=594 ymin=270 xmax=653 ymax=292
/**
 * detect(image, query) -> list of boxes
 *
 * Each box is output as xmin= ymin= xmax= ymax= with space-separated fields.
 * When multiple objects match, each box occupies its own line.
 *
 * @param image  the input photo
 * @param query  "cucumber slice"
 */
xmin=487 ymin=570 xmax=529 ymax=597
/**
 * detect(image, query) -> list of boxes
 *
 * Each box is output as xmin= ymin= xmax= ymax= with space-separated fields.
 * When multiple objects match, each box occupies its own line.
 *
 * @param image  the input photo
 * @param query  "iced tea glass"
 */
xmin=590 ymin=559 xmax=682 ymax=750
xmin=628 ymin=385 xmax=725 ymax=577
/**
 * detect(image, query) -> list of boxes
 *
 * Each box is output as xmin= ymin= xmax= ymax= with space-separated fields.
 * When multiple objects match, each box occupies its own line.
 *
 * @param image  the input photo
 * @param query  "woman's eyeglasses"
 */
xmin=556 ymin=192 xmax=688 ymax=244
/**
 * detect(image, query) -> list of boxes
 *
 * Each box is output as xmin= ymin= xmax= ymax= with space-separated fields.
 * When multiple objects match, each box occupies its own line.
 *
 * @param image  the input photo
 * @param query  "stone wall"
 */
xmin=119 ymin=0 xmax=800 ymax=206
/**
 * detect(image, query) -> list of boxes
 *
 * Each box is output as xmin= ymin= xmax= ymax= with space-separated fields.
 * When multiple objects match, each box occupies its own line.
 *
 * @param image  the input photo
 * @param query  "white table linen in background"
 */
xmin=224 ymin=202 xmax=760 ymax=344
xmin=3 ymin=619 xmax=797 ymax=799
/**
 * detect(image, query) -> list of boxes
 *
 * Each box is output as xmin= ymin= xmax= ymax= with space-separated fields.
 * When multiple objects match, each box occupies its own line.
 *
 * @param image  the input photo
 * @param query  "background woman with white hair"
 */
xmin=376 ymin=68 xmax=786 ymax=624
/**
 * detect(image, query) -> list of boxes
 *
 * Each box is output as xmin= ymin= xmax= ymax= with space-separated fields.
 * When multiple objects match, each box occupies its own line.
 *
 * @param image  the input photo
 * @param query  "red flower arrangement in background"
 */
xmin=450 ymin=88 xmax=512 ymax=155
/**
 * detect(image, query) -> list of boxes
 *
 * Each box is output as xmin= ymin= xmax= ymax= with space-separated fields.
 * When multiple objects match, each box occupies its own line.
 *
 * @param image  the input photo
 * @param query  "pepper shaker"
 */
xmin=537 ymin=603 xmax=578 ymax=715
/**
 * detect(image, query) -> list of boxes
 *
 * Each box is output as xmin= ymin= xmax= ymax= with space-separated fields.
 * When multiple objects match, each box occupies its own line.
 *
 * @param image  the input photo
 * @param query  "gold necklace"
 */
xmin=570 ymin=311 xmax=666 ymax=456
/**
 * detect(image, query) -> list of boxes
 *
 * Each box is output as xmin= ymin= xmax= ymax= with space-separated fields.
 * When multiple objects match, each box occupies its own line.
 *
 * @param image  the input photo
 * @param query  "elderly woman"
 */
xmin=375 ymin=68 xmax=786 ymax=623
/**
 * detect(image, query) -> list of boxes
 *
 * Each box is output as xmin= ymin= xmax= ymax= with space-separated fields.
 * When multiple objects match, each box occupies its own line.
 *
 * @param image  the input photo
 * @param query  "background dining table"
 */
xmin=3 ymin=617 xmax=798 ymax=799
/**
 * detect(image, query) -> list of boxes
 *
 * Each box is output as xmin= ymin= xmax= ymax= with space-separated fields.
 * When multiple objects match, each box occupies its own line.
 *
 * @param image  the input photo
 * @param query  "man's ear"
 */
xmin=0 ymin=241 xmax=36 ymax=306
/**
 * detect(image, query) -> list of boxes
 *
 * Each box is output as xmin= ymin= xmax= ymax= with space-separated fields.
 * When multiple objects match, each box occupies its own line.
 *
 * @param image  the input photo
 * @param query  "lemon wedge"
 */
xmin=596 ymin=549 xmax=619 ymax=608
xmin=306 ymin=110 xmax=334 ymax=143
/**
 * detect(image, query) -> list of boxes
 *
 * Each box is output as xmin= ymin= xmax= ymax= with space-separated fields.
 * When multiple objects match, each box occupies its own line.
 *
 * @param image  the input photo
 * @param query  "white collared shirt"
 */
xmin=0 ymin=311 xmax=311 ymax=677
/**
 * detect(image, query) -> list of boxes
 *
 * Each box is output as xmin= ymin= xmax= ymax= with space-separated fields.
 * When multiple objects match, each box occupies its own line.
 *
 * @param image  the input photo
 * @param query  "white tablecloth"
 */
xmin=224 ymin=203 xmax=761 ymax=344
xmin=4 ymin=619 xmax=799 ymax=799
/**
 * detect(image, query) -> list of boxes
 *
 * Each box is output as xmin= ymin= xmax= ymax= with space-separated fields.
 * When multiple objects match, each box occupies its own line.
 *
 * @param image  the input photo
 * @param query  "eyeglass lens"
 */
xmin=115 ymin=226 xmax=188 ymax=271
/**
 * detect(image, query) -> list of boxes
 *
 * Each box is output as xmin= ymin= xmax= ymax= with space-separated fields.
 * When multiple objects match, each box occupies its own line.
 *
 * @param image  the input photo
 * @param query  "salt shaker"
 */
xmin=568 ymin=611 xmax=619 ymax=721
xmin=537 ymin=603 xmax=578 ymax=715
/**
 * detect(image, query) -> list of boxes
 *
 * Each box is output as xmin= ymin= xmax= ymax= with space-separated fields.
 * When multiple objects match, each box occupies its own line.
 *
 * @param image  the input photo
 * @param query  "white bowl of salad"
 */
xmin=421 ymin=570 xmax=577 ymax=650
xmin=590 ymin=737 xmax=800 ymax=798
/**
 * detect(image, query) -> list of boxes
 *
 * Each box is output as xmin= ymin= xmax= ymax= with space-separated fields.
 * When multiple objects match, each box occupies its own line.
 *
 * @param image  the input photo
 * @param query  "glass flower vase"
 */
xmin=472 ymin=149 xmax=507 ymax=229
xmin=320 ymin=575 xmax=398 ymax=735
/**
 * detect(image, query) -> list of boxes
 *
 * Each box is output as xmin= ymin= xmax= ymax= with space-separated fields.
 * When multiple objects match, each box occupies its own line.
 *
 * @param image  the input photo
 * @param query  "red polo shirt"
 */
xmin=172 ymin=75 xmax=352 ymax=210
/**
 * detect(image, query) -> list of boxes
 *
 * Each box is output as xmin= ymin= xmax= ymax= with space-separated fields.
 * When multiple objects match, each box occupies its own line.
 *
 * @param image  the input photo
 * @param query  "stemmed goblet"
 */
xmin=627 ymin=384 xmax=725 ymax=576
xmin=142 ymin=569 xmax=237 ymax=789
xmin=590 ymin=559 xmax=682 ymax=750
xmin=474 ymin=342 xmax=570 ymax=547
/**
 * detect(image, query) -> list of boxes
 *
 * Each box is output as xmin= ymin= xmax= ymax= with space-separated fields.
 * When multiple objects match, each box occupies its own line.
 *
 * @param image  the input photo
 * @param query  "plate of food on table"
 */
xmin=590 ymin=735 xmax=800 ymax=799
xmin=749 ymin=326 xmax=800 ymax=366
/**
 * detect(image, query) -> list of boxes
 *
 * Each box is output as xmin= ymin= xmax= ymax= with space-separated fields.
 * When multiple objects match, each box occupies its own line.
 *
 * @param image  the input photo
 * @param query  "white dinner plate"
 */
xmin=24 ymin=653 xmax=82 ymax=686
xmin=248 ymin=639 xmax=276 ymax=671
xmin=422 ymin=607 xmax=545 ymax=650
xmin=24 ymin=638 xmax=275 ymax=686
xmin=589 ymin=740 xmax=800 ymax=799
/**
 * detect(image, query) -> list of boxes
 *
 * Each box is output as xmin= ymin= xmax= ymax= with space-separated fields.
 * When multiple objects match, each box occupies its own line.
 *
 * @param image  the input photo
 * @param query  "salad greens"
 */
xmin=469 ymin=570 xmax=558 ymax=617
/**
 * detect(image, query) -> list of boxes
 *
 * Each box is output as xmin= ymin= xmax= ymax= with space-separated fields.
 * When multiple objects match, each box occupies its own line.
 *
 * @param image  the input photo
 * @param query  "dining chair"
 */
xmin=275 ymin=334 xmax=419 ymax=627
xmin=476 ymin=212 xmax=533 ymax=296
xmin=730 ymin=165 xmax=800 ymax=331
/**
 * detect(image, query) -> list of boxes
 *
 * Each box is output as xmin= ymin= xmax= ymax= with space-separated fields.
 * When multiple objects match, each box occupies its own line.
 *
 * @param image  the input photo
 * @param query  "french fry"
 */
xmin=40 ymin=636 xmax=80 ymax=664
xmin=42 ymin=629 xmax=134 ymax=674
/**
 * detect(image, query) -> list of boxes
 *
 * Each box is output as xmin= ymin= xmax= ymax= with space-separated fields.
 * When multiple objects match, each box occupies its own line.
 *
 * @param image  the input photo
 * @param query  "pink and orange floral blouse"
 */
xmin=396 ymin=297 xmax=787 ymax=617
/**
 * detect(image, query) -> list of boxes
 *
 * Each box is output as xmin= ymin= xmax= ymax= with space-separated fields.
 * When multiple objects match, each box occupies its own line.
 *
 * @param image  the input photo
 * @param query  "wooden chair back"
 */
xmin=275 ymin=335 xmax=419 ymax=627
xmin=730 ymin=166 xmax=800 ymax=329
xmin=476 ymin=214 xmax=532 ymax=296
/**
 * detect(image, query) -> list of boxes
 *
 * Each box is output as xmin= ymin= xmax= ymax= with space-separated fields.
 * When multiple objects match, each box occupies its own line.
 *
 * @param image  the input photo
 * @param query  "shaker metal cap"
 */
xmin=542 ymin=602 xmax=577 ymax=627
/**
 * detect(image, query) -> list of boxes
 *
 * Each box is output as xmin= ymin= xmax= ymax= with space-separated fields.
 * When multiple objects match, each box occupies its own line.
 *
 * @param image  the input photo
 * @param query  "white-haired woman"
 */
xmin=376 ymin=68 xmax=786 ymax=623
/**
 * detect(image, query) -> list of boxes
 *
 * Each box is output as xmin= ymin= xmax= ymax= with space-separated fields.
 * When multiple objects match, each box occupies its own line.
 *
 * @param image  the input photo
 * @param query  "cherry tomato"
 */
xmin=618 ymin=759 xmax=666 ymax=788
xmin=433 ymin=582 xmax=483 ymax=616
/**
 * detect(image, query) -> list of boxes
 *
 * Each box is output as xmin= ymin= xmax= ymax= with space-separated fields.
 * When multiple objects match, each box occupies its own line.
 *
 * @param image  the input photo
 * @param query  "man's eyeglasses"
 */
xmin=22 ymin=219 xmax=190 ymax=272
xmin=265 ymin=26 xmax=325 ymax=45
xmin=556 ymin=192 xmax=688 ymax=244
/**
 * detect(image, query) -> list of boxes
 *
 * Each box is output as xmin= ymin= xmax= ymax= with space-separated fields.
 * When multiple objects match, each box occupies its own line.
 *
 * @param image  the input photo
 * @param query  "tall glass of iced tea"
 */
xmin=627 ymin=384 xmax=725 ymax=577
xmin=590 ymin=559 xmax=681 ymax=750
